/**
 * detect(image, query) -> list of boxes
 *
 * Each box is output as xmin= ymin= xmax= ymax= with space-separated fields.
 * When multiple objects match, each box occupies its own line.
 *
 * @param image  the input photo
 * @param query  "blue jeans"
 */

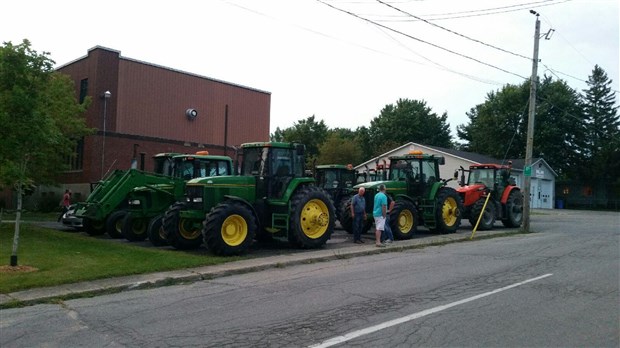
xmin=382 ymin=215 xmax=394 ymax=242
xmin=353 ymin=212 xmax=364 ymax=241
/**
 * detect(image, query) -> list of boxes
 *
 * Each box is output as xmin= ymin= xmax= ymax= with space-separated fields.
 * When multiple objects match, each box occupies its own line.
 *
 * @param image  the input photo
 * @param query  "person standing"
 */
xmin=350 ymin=187 xmax=367 ymax=244
xmin=58 ymin=189 xmax=72 ymax=222
xmin=382 ymin=195 xmax=395 ymax=244
xmin=373 ymin=184 xmax=388 ymax=247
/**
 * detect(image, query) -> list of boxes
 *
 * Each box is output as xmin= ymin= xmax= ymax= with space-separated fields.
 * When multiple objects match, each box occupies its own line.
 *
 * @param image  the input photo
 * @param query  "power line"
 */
xmin=376 ymin=0 xmax=531 ymax=61
xmin=316 ymin=0 xmax=528 ymax=80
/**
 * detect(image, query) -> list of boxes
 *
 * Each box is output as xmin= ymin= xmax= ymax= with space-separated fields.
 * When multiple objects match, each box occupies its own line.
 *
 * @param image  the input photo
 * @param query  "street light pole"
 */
xmin=522 ymin=11 xmax=541 ymax=232
xmin=101 ymin=91 xmax=111 ymax=179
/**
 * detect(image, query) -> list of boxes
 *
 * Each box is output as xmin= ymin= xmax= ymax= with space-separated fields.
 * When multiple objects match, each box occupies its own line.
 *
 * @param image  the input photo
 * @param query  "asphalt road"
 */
xmin=1 ymin=210 xmax=618 ymax=347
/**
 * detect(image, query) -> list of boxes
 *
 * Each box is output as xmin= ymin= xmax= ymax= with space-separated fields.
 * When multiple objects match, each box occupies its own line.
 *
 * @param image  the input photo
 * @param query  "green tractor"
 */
xmin=313 ymin=164 xmax=357 ymax=223
xmin=121 ymin=152 xmax=233 ymax=244
xmin=341 ymin=150 xmax=463 ymax=238
xmin=75 ymin=152 xmax=232 ymax=239
xmin=162 ymin=142 xmax=336 ymax=254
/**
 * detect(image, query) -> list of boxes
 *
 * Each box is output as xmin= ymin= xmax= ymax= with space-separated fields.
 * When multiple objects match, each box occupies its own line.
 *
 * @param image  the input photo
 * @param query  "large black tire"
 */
xmin=390 ymin=200 xmax=417 ymax=240
xmin=83 ymin=218 xmax=106 ymax=236
xmin=162 ymin=202 xmax=202 ymax=250
xmin=121 ymin=212 xmax=149 ymax=241
xmin=469 ymin=198 xmax=495 ymax=230
xmin=502 ymin=189 xmax=523 ymax=227
xmin=203 ymin=201 xmax=257 ymax=256
xmin=147 ymin=214 xmax=168 ymax=246
xmin=335 ymin=196 xmax=350 ymax=224
xmin=341 ymin=199 xmax=354 ymax=233
xmin=288 ymin=186 xmax=335 ymax=249
xmin=106 ymin=210 xmax=127 ymax=239
xmin=433 ymin=188 xmax=463 ymax=234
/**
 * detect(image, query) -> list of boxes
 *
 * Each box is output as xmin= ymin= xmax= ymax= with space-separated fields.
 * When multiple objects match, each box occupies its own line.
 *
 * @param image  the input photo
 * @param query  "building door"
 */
xmin=539 ymin=179 xmax=553 ymax=209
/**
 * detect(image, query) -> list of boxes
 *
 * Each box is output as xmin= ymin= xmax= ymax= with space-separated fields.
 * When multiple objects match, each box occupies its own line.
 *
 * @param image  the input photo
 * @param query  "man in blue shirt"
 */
xmin=350 ymin=187 xmax=367 ymax=244
xmin=373 ymin=184 xmax=388 ymax=247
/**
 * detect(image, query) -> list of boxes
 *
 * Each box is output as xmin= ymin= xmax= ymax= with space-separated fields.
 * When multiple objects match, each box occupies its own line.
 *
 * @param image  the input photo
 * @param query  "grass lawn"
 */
xmin=0 ymin=223 xmax=243 ymax=294
xmin=0 ymin=210 xmax=58 ymax=222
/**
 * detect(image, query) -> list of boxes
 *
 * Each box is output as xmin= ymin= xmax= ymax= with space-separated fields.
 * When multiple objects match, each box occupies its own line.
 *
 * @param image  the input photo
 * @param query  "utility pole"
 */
xmin=522 ymin=11 xmax=541 ymax=232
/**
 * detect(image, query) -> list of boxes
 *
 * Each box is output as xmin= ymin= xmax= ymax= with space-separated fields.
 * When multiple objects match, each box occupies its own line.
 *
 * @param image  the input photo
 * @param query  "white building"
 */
xmin=354 ymin=142 xmax=557 ymax=209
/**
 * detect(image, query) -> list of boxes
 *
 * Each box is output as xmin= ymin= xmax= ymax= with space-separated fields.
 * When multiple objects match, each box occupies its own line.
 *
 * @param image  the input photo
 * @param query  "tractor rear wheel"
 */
xmin=163 ymin=202 xmax=202 ymax=249
xmin=469 ymin=199 xmax=495 ymax=230
xmin=121 ymin=212 xmax=148 ymax=241
xmin=433 ymin=188 xmax=462 ymax=234
xmin=390 ymin=200 xmax=417 ymax=240
xmin=106 ymin=210 xmax=127 ymax=239
xmin=288 ymin=186 xmax=335 ymax=249
xmin=502 ymin=190 xmax=523 ymax=227
xmin=83 ymin=218 xmax=106 ymax=236
xmin=340 ymin=199 xmax=354 ymax=233
xmin=203 ymin=201 xmax=257 ymax=256
xmin=147 ymin=214 xmax=168 ymax=246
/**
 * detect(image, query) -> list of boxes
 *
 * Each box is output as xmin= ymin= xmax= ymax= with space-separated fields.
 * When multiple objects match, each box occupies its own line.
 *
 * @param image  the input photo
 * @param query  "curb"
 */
xmin=0 ymin=229 xmax=521 ymax=308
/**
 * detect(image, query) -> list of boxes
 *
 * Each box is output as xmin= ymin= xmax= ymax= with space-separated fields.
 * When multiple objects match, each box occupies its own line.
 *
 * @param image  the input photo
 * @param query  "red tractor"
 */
xmin=456 ymin=163 xmax=523 ymax=230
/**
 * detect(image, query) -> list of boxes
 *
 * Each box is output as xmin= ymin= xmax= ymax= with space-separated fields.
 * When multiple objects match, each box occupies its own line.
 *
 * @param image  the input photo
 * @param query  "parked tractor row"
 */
xmin=69 ymin=143 xmax=523 ymax=256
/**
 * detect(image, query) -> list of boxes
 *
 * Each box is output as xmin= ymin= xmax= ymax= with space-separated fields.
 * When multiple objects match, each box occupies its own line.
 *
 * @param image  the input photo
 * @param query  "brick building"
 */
xmin=1 ymin=46 xmax=271 ymax=208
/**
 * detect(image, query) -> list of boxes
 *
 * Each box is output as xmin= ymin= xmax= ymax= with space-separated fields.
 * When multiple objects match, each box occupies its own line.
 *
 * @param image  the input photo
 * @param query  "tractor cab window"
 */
xmin=176 ymin=160 xmax=195 ymax=180
xmin=389 ymin=160 xmax=420 ymax=182
xmin=468 ymin=168 xmax=495 ymax=187
xmin=421 ymin=161 xmax=438 ymax=184
xmin=154 ymin=157 xmax=174 ymax=176
xmin=241 ymin=147 xmax=269 ymax=176
xmin=341 ymin=171 xmax=356 ymax=188
xmin=271 ymin=148 xmax=292 ymax=177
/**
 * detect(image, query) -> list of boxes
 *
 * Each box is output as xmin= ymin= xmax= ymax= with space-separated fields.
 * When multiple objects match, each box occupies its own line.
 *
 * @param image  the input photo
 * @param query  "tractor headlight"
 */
xmin=128 ymin=199 xmax=141 ymax=205
xmin=192 ymin=197 xmax=203 ymax=203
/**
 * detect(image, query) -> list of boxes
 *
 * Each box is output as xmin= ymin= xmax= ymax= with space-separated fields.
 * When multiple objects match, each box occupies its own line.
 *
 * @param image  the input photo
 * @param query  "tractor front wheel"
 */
xmin=433 ymin=188 xmax=463 ymax=234
xmin=390 ymin=200 xmax=417 ymax=240
xmin=122 ymin=212 xmax=148 ymax=241
xmin=502 ymin=190 xmax=523 ymax=228
xmin=147 ymin=214 xmax=168 ymax=246
xmin=288 ymin=186 xmax=335 ymax=249
xmin=203 ymin=201 xmax=257 ymax=256
xmin=83 ymin=218 xmax=106 ymax=236
xmin=469 ymin=199 xmax=495 ymax=230
xmin=106 ymin=211 xmax=127 ymax=239
xmin=163 ymin=202 xmax=202 ymax=250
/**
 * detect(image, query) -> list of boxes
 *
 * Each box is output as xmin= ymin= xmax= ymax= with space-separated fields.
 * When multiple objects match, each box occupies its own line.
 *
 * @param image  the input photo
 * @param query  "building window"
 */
xmin=79 ymin=78 xmax=88 ymax=103
xmin=66 ymin=137 xmax=84 ymax=171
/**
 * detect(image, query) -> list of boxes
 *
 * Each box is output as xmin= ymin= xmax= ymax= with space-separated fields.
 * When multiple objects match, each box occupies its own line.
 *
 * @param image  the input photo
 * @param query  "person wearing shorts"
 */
xmin=373 ymin=184 xmax=388 ymax=247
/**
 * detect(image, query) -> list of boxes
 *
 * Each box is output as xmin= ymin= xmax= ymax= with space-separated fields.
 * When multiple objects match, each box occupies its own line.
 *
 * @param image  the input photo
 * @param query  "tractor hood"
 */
xmin=456 ymin=183 xmax=486 ymax=194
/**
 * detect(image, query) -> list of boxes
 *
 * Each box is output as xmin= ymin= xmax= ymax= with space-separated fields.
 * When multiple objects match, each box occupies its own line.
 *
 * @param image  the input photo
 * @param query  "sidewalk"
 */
xmin=0 ymin=227 xmax=518 ymax=307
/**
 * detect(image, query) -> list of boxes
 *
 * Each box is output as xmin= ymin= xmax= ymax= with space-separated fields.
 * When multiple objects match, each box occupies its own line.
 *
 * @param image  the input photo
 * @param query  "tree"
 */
xmin=582 ymin=65 xmax=619 ymax=181
xmin=269 ymin=115 xmax=328 ymax=166
xmin=316 ymin=133 xmax=363 ymax=165
xmin=368 ymin=98 xmax=453 ymax=157
xmin=0 ymin=40 xmax=92 ymax=266
xmin=457 ymin=77 xmax=586 ymax=179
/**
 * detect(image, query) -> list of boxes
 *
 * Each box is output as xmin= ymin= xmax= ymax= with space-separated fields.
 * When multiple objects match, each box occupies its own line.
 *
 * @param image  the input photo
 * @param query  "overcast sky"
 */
xmin=2 ymin=0 xmax=618 ymax=140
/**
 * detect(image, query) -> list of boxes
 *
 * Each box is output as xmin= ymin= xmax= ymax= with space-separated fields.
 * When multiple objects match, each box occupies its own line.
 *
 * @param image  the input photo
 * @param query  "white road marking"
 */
xmin=309 ymin=273 xmax=553 ymax=348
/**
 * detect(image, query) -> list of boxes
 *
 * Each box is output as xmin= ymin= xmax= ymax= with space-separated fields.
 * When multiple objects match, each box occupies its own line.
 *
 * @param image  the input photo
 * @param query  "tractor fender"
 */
xmin=428 ymin=182 xmax=444 ymax=200
xmin=221 ymin=195 xmax=259 ymax=219
xmin=393 ymin=194 xmax=416 ymax=206
xmin=501 ymin=187 xmax=520 ymax=204
xmin=280 ymin=178 xmax=315 ymax=201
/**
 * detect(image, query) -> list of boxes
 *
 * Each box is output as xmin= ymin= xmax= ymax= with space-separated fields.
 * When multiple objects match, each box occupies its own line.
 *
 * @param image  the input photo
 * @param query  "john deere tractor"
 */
xmin=121 ymin=152 xmax=233 ymax=244
xmin=314 ymin=164 xmax=357 ymax=222
xmin=75 ymin=152 xmax=232 ymax=240
xmin=162 ymin=142 xmax=335 ymax=254
xmin=456 ymin=163 xmax=523 ymax=230
xmin=342 ymin=150 xmax=463 ymax=238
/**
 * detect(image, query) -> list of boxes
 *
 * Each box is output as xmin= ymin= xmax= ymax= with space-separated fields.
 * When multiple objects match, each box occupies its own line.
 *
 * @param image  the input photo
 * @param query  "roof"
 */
xmin=56 ymin=46 xmax=271 ymax=95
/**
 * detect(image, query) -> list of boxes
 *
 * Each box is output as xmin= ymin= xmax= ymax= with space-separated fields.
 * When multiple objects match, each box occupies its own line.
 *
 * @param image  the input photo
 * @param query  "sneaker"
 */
xmin=359 ymin=239 xmax=366 ymax=243
xmin=354 ymin=240 xmax=362 ymax=244
xmin=384 ymin=239 xmax=393 ymax=244
xmin=376 ymin=243 xmax=386 ymax=248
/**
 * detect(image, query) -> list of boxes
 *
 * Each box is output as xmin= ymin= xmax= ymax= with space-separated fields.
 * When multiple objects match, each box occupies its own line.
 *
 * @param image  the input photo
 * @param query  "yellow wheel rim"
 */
xmin=221 ymin=214 xmax=248 ymax=247
xmin=442 ymin=197 xmax=458 ymax=227
xmin=300 ymin=198 xmax=329 ymax=239
xmin=398 ymin=209 xmax=414 ymax=233
xmin=178 ymin=218 xmax=200 ymax=240
xmin=114 ymin=219 xmax=124 ymax=234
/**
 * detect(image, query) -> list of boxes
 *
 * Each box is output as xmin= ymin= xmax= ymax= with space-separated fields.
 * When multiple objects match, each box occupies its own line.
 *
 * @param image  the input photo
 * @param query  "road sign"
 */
xmin=524 ymin=166 xmax=532 ymax=177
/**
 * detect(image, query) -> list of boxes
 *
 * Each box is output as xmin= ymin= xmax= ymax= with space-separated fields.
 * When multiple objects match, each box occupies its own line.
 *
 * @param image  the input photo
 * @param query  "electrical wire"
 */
xmin=376 ymin=0 xmax=531 ymax=61
xmin=316 ymin=0 xmax=528 ymax=80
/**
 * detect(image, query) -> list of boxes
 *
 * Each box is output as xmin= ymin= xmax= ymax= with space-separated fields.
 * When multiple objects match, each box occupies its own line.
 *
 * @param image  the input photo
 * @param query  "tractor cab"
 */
xmin=172 ymin=151 xmax=232 ymax=180
xmin=238 ymin=142 xmax=306 ymax=199
xmin=388 ymin=150 xmax=444 ymax=198
xmin=314 ymin=164 xmax=357 ymax=222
